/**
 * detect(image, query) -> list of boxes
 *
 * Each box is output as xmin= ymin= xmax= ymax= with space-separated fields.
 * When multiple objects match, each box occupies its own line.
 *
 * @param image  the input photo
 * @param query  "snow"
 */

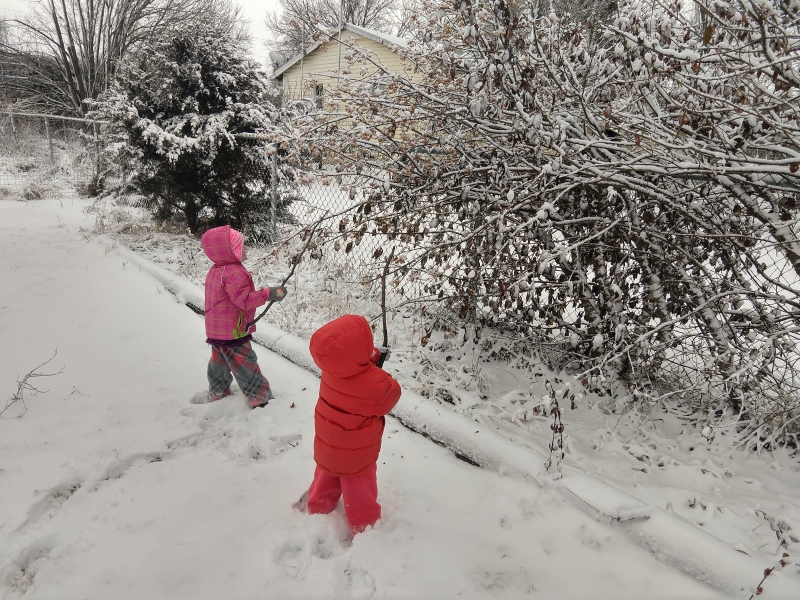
xmin=2 ymin=198 xmax=800 ymax=599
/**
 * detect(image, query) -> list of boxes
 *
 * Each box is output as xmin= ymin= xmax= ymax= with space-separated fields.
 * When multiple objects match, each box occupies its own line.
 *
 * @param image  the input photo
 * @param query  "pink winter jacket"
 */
xmin=201 ymin=226 xmax=270 ymax=340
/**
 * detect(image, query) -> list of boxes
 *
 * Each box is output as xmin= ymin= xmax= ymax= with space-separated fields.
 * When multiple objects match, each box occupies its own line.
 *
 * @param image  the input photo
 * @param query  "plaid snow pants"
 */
xmin=207 ymin=341 xmax=273 ymax=408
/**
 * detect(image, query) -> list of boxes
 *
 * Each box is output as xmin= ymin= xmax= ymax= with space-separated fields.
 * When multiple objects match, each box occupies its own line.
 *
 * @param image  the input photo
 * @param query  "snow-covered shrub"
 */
xmin=297 ymin=0 xmax=800 ymax=444
xmin=21 ymin=182 xmax=47 ymax=200
xmin=93 ymin=20 xmax=298 ymax=238
xmin=90 ymin=197 xmax=152 ymax=236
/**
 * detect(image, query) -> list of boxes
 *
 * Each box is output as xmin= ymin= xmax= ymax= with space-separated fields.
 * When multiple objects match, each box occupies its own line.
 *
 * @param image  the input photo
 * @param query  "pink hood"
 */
xmin=201 ymin=226 xmax=239 ymax=266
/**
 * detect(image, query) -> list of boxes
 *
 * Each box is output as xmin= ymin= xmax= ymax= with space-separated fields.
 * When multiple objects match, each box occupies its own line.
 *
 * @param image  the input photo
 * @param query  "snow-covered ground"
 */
xmin=2 ymin=198 xmax=799 ymax=599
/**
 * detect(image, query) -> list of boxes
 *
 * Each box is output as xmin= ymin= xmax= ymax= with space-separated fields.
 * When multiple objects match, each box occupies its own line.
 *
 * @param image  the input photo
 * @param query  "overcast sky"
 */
xmin=0 ymin=0 xmax=283 ymax=66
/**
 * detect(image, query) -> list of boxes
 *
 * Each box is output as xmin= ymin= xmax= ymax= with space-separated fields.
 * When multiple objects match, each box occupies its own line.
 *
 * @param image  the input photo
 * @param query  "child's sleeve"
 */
xmin=372 ymin=373 xmax=401 ymax=416
xmin=223 ymin=268 xmax=270 ymax=310
xmin=369 ymin=347 xmax=381 ymax=366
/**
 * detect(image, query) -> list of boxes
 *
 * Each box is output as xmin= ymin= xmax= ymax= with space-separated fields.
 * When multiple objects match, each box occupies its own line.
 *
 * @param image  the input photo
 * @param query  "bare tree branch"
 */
xmin=289 ymin=0 xmax=800 ymax=445
xmin=1 ymin=0 xmax=246 ymax=114
xmin=1 ymin=349 xmax=64 ymax=418
xmin=264 ymin=0 xmax=399 ymax=60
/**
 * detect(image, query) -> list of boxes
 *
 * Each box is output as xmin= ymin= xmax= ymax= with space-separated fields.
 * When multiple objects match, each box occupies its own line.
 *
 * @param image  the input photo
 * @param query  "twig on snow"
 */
xmin=1 ymin=350 xmax=63 ymax=418
xmin=748 ymin=554 xmax=790 ymax=599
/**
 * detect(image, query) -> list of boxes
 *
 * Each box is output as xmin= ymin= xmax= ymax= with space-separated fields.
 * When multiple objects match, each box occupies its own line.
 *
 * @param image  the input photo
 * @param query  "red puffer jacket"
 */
xmin=310 ymin=315 xmax=402 ymax=477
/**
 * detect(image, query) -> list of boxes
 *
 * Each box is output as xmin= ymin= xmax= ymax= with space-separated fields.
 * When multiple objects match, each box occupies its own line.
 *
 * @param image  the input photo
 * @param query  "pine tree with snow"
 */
xmin=96 ymin=19 xmax=297 ymax=238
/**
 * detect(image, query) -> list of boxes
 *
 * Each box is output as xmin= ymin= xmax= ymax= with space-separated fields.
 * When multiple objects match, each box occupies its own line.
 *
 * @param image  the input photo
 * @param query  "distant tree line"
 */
xmin=0 ymin=0 xmax=246 ymax=115
xmin=264 ymin=0 xmax=422 ymax=65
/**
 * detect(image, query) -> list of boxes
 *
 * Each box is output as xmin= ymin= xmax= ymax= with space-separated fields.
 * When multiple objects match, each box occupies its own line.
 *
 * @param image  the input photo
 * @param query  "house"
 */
xmin=271 ymin=23 xmax=411 ymax=105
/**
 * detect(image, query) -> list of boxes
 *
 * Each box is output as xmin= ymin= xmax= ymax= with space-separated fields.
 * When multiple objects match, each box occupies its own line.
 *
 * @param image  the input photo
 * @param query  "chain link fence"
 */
xmin=0 ymin=113 xmax=428 ymax=347
xmin=279 ymin=161 xmax=425 ymax=340
xmin=13 ymin=109 xmax=798 ymax=439
xmin=0 ymin=109 xmax=103 ymax=199
xmin=281 ymin=157 xmax=431 ymax=318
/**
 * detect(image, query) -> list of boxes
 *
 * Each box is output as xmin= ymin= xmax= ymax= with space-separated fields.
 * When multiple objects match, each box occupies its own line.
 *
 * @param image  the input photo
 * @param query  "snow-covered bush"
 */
xmin=298 ymin=0 xmax=800 ymax=445
xmin=94 ymin=20 xmax=298 ymax=239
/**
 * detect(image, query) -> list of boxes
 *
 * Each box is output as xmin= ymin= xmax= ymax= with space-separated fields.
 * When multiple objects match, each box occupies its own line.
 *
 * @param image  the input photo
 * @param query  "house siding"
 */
xmin=278 ymin=31 xmax=414 ymax=103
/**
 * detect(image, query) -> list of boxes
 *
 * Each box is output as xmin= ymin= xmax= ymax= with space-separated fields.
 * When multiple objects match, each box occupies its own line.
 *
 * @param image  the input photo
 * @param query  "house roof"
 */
xmin=271 ymin=22 xmax=407 ymax=80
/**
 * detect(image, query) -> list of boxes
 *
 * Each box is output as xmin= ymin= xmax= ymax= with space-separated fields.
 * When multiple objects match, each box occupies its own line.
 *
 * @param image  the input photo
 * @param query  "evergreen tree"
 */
xmin=97 ymin=20 xmax=296 ymax=237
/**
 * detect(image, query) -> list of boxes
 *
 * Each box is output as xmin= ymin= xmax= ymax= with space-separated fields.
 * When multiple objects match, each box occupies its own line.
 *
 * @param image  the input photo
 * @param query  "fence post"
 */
xmin=92 ymin=120 xmax=100 ymax=188
xmin=270 ymin=151 xmax=278 ymax=243
xmin=8 ymin=106 xmax=17 ymax=148
xmin=44 ymin=116 xmax=54 ymax=165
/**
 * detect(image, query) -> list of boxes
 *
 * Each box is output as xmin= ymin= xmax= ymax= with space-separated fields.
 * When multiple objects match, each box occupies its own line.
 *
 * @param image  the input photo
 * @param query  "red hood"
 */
xmin=310 ymin=315 xmax=375 ymax=379
xmin=201 ymin=225 xmax=239 ymax=266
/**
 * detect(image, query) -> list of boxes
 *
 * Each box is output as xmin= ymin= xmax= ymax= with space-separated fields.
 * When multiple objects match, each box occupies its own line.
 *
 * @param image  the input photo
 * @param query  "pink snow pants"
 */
xmin=307 ymin=463 xmax=380 ymax=536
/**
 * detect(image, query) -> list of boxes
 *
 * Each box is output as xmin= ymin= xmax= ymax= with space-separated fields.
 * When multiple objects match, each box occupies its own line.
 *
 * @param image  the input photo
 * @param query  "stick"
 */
xmin=1 ymin=349 xmax=63 ymax=418
xmin=376 ymin=246 xmax=396 ymax=369
xmin=247 ymin=219 xmax=323 ymax=330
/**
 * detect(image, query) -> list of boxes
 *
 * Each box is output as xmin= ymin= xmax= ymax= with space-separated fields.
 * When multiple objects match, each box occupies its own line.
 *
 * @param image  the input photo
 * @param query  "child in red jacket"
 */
xmin=305 ymin=314 xmax=402 ymax=536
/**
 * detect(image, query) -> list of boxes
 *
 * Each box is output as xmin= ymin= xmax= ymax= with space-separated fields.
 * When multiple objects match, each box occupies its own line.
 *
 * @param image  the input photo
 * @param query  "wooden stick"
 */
xmin=376 ymin=246 xmax=396 ymax=369
xmin=247 ymin=219 xmax=323 ymax=330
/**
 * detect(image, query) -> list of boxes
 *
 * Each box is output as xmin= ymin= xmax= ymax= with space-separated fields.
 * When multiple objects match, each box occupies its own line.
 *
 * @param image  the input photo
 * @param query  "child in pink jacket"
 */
xmin=200 ymin=225 xmax=287 ymax=408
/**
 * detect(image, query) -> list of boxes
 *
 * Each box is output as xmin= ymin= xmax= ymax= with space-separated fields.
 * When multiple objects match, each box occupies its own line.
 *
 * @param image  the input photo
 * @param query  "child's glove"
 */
xmin=268 ymin=286 xmax=287 ymax=301
xmin=377 ymin=346 xmax=391 ymax=362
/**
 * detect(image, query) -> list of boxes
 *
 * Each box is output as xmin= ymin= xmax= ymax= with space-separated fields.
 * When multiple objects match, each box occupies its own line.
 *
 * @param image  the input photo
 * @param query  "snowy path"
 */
xmin=0 ymin=199 xmax=783 ymax=599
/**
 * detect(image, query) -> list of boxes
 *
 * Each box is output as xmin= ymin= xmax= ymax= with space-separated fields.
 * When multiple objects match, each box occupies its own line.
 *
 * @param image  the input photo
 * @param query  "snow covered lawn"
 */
xmin=1 ymin=199 xmax=797 ymax=599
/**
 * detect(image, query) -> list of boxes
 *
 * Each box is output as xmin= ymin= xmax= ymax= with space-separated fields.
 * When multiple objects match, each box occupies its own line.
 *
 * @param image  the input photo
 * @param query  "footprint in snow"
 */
xmin=251 ymin=434 xmax=303 ymax=461
xmin=2 ymin=537 xmax=57 ymax=595
xmin=103 ymin=452 xmax=171 ymax=481
xmin=189 ymin=390 xmax=209 ymax=404
xmin=180 ymin=396 xmax=250 ymax=421
xmin=166 ymin=432 xmax=202 ymax=450
xmin=336 ymin=559 xmax=377 ymax=600
xmin=275 ymin=540 xmax=311 ymax=579
xmin=189 ymin=387 xmax=245 ymax=405
xmin=315 ymin=531 xmax=349 ymax=560
xmin=274 ymin=534 xmax=347 ymax=579
xmin=292 ymin=491 xmax=309 ymax=513
xmin=275 ymin=519 xmax=351 ymax=580
xmin=17 ymin=479 xmax=83 ymax=530
xmin=189 ymin=391 xmax=209 ymax=404
xmin=189 ymin=386 xmax=252 ymax=405
xmin=176 ymin=394 xmax=305 ymax=462
xmin=472 ymin=567 xmax=534 ymax=596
